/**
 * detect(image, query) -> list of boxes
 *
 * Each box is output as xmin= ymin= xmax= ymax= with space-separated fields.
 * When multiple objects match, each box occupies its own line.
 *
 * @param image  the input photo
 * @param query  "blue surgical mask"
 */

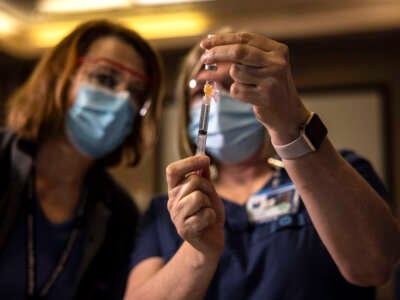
xmin=188 ymin=94 xmax=265 ymax=163
xmin=65 ymin=83 xmax=136 ymax=158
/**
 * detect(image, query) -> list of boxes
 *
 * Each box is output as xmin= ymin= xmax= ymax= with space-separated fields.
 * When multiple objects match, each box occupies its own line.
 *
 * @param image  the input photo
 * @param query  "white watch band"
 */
xmin=272 ymin=133 xmax=314 ymax=160
xmin=272 ymin=112 xmax=324 ymax=160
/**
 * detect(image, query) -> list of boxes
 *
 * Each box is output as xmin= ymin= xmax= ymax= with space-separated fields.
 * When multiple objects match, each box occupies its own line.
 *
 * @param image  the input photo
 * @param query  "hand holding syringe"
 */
xmin=196 ymin=62 xmax=217 ymax=155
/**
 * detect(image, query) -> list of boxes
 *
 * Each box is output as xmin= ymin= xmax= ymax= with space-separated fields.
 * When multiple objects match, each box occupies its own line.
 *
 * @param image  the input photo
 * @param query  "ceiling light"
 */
xmin=121 ymin=11 xmax=208 ymax=39
xmin=38 ymin=0 xmax=213 ymax=13
xmin=38 ymin=0 xmax=131 ymax=13
xmin=29 ymin=11 xmax=208 ymax=48
xmin=133 ymin=0 xmax=212 ymax=5
xmin=0 ymin=11 xmax=20 ymax=35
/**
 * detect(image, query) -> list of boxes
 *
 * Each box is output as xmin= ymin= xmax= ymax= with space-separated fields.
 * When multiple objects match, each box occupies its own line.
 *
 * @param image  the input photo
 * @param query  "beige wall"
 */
xmin=302 ymin=89 xmax=386 ymax=183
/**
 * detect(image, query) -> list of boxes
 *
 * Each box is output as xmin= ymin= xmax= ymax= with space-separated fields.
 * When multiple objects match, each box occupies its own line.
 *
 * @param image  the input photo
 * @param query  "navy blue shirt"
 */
xmin=0 ymin=199 xmax=84 ymax=299
xmin=131 ymin=151 xmax=386 ymax=300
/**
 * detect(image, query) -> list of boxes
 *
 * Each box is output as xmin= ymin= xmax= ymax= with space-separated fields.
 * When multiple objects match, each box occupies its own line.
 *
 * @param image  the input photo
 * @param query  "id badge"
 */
xmin=246 ymin=183 xmax=300 ymax=224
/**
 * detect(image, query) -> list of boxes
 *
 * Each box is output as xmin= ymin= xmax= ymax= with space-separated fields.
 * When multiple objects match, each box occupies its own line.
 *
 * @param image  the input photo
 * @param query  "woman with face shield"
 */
xmin=0 ymin=19 xmax=163 ymax=299
xmin=125 ymin=30 xmax=400 ymax=300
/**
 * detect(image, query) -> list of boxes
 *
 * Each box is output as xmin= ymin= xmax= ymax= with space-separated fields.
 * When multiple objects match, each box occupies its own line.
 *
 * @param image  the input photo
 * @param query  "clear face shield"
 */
xmin=78 ymin=56 xmax=152 ymax=117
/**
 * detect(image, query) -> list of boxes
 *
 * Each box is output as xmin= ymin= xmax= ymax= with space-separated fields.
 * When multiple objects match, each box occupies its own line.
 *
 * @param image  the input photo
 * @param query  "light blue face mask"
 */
xmin=188 ymin=94 xmax=265 ymax=163
xmin=65 ymin=83 xmax=136 ymax=158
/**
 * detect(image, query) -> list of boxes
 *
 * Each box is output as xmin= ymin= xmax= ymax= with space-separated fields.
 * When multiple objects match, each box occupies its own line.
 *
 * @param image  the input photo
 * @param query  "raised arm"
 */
xmin=124 ymin=155 xmax=225 ymax=300
xmin=200 ymin=32 xmax=400 ymax=286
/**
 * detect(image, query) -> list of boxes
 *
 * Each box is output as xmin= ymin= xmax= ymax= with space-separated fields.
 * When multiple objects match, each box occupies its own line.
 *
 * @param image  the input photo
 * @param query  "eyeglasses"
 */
xmin=78 ymin=57 xmax=152 ymax=116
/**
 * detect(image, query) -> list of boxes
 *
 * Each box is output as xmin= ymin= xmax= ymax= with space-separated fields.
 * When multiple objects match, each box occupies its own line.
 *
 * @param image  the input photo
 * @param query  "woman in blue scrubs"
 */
xmin=125 ymin=31 xmax=400 ymax=300
xmin=0 ymin=20 xmax=163 ymax=299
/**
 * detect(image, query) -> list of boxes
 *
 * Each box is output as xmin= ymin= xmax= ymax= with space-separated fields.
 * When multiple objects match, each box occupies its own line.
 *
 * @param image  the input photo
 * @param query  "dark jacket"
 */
xmin=0 ymin=129 xmax=139 ymax=299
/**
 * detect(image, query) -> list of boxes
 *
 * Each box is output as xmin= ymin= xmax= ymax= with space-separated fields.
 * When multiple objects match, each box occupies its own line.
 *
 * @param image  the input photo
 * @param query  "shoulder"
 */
xmin=339 ymin=149 xmax=387 ymax=198
xmin=0 ymin=128 xmax=19 ymax=182
xmin=0 ymin=128 xmax=15 ymax=140
xmin=139 ymin=194 xmax=172 ymax=231
xmin=147 ymin=194 xmax=169 ymax=212
xmin=339 ymin=149 xmax=379 ymax=174
xmin=339 ymin=149 xmax=369 ymax=164
xmin=88 ymin=168 xmax=140 ymax=226
xmin=0 ymin=128 xmax=16 ymax=152
xmin=145 ymin=194 xmax=170 ymax=219
xmin=105 ymin=173 xmax=137 ymax=208
xmin=0 ymin=128 xmax=36 ymax=160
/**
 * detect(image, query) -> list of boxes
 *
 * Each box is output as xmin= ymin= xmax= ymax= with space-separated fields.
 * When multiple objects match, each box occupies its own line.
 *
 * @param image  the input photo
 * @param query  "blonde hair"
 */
xmin=176 ymin=27 xmax=274 ymax=162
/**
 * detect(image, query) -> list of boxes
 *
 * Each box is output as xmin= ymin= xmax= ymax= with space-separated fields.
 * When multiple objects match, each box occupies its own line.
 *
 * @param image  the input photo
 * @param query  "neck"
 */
xmin=215 ymin=152 xmax=275 ymax=205
xmin=35 ymin=135 xmax=94 ymax=224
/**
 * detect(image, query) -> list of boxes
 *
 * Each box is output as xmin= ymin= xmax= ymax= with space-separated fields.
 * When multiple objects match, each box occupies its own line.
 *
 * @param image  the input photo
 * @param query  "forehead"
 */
xmin=85 ymin=36 xmax=146 ymax=74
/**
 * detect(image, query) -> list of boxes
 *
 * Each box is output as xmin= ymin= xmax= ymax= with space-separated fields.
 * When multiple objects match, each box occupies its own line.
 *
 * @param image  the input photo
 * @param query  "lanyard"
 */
xmin=266 ymin=157 xmax=284 ymax=188
xmin=26 ymin=174 xmax=87 ymax=299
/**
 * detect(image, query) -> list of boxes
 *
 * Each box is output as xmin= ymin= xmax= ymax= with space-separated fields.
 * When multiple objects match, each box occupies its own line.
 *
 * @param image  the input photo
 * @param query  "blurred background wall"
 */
xmin=0 ymin=0 xmax=399 ymax=298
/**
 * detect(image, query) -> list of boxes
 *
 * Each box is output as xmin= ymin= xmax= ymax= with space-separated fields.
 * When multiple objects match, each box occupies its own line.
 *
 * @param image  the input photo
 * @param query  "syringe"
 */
xmin=196 ymin=34 xmax=217 ymax=154
xmin=196 ymin=81 xmax=213 ymax=154
xmin=196 ymin=48 xmax=217 ymax=155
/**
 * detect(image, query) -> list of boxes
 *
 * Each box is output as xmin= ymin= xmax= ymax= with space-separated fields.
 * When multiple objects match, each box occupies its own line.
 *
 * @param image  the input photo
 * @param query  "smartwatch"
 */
xmin=273 ymin=112 xmax=328 ymax=160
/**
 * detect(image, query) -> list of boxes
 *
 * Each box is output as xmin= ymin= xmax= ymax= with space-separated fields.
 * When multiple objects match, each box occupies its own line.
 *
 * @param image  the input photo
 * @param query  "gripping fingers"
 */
xmin=178 ymin=207 xmax=217 ymax=240
xmin=172 ymin=191 xmax=211 ymax=224
xmin=200 ymin=32 xmax=289 ymax=69
xmin=229 ymin=53 xmax=288 ymax=86
xmin=201 ymin=32 xmax=287 ymax=55
xmin=166 ymin=155 xmax=210 ymax=189
xmin=168 ymin=174 xmax=214 ymax=210
xmin=180 ymin=175 xmax=215 ymax=201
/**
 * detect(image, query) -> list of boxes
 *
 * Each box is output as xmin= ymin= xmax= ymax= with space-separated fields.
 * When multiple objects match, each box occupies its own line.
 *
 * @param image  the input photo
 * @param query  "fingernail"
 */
xmin=200 ymin=35 xmax=213 ymax=49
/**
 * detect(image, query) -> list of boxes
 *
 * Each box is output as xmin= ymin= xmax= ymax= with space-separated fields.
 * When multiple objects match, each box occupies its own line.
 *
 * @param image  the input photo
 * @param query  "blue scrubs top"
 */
xmin=131 ymin=151 xmax=386 ymax=300
xmin=0 ymin=198 xmax=84 ymax=300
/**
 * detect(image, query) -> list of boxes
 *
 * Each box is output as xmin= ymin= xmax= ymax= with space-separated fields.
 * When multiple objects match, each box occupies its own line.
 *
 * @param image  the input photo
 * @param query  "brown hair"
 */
xmin=6 ymin=19 xmax=164 ymax=167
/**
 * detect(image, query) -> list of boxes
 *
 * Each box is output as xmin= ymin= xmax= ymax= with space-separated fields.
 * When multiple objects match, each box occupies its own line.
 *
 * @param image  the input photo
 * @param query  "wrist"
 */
xmin=271 ymin=112 xmax=328 ymax=160
xmin=182 ymin=242 xmax=222 ymax=270
xmin=267 ymin=110 xmax=311 ymax=145
xmin=269 ymin=127 xmax=300 ymax=146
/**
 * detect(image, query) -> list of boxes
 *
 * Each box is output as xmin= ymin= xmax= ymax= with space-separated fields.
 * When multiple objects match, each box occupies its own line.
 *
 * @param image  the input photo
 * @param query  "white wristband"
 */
xmin=272 ymin=112 xmax=327 ymax=160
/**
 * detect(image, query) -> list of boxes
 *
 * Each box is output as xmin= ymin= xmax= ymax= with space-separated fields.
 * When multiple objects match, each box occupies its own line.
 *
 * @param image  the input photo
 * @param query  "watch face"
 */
xmin=305 ymin=113 xmax=328 ymax=149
